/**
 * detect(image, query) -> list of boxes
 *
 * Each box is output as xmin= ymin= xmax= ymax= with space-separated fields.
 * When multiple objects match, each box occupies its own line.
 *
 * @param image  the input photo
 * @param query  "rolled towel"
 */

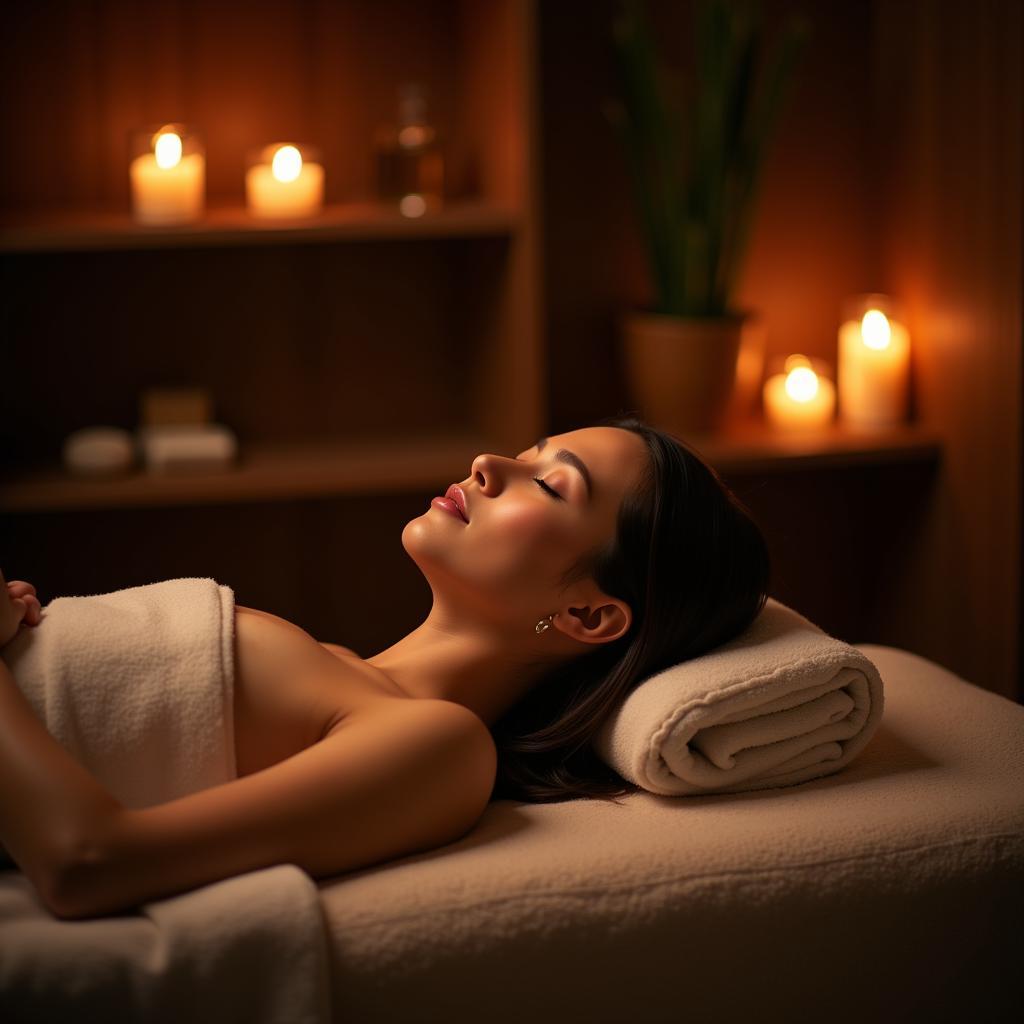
xmin=0 ymin=577 xmax=237 ymax=812
xmin=593 ymin=597 xmax=885 ymax=795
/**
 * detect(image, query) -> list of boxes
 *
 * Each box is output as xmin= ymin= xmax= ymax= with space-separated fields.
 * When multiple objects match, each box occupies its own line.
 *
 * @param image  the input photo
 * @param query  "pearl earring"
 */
xmin=535 ymin=615 xmax=554 ymax=634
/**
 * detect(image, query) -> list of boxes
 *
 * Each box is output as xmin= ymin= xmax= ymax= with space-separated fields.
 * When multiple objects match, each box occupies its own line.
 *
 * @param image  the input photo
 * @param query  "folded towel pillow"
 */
xmin=592 ymin=597 xmax=885 ymax=796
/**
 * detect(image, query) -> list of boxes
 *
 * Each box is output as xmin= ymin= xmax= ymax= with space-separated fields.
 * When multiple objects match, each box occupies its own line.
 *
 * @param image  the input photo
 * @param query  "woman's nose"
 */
xmin=470 ymin=452 xmax=511 ymax=494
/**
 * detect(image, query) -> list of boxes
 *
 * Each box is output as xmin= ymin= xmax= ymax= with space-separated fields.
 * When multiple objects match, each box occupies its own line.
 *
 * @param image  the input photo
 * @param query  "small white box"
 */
xmin=137 ymin=424 xmax=238 ymax=474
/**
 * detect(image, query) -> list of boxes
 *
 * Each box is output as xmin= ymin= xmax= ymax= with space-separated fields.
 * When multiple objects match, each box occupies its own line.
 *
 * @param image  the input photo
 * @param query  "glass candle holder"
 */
xmin=129 ymin=124 xmax=205 ymax=225
xmin=245 ymin=143 xmax=324 ymax=218
xmin=762 ymin=353 xmax=836 ymax=432
xmin=837 ymin=293 xmax=911 ymax=429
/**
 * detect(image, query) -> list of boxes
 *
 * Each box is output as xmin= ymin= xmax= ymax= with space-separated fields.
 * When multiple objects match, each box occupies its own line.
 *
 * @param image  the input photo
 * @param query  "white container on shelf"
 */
xmin=137 ymin=424 xmax=238 ymax=474
xmin=62 ymin=426 xmax=136 ymax=477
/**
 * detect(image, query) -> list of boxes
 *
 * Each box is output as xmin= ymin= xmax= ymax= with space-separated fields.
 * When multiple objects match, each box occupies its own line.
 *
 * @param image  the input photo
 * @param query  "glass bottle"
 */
xmin=373 ymin=82 xmax=444 ymax=215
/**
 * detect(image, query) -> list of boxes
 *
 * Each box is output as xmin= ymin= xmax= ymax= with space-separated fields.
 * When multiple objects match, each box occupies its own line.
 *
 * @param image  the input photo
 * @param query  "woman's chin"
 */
xmin=401 ymin=516 xmax=453 ymax=565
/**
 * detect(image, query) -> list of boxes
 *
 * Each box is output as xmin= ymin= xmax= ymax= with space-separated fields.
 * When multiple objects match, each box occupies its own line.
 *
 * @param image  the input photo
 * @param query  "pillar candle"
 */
xmin=838 ymin=305 xmax=910 ymax=428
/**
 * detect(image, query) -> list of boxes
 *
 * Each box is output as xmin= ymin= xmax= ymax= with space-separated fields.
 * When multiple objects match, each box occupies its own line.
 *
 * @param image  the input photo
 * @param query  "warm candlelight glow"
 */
xmin=129 ymin=124 xmax=204 ymax=225
xmin=838 ymin=295 xmax=910 ymax=428
xmin=246 ymin=142 xmax=324 ymax=218
xmin=861 ymin=309 xmax=892 ymax=350
xmin=153 ymin=130 xmax=182 ymax=169
xmin=271 ymin=145 xmax=302 ymax=183
xmin=764 ymin=354 xmax=835 ymax=431
xmin=785 ymin=365 xmax=820 ymax=402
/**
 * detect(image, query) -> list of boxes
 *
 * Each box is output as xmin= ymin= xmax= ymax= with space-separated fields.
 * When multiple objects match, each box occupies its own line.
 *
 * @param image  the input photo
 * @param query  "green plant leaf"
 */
xmin=694 ymin=0 xmax=729 ymax=311
xmin=714 ymin=2 xmax=760 ymax=308
xmin=606 ymin=0 xmax=811 ymax=317
xmin=605 ymin=97 xmax=673 ymax=310
xmin=721 ymin=12 xmax=812 ymax=305
xmin=683 ymin=219 xmax=710 ymax=313
xmin=609 ymin=0 xmax=687 ymax=312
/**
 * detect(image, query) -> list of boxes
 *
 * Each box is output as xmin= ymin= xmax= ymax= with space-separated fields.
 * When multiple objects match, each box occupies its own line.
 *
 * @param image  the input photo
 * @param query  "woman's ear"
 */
xmin=557 ymin=597 xmax=631 ymax=645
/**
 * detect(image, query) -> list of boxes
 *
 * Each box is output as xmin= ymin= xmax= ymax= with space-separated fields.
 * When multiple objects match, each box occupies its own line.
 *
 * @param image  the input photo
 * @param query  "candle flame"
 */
xmin=785 ymin=365 xmax=819 ymax=403
xmin=861 ymin=309 xmax=892 ymax=350
xmin=153 ymin=131 xmax=183 ymax=170
xmin=272 ymin=145 xmax=303 ymax=183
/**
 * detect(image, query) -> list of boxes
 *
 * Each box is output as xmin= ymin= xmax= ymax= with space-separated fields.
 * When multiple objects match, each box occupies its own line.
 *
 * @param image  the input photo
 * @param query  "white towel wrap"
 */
xmin=0 ymin=578 xmax=332 ymax=1024
xmin=1 ymin=576 xmax=238 ymax=812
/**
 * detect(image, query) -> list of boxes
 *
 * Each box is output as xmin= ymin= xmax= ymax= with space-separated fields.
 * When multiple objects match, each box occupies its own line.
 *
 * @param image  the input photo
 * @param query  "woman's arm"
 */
xmin=0 ymin=647 xmax=495 ymax=919
xmin=0 ymin=572 xmax=120 ymax=899
xmin=0 ymin=655 xmax=123 ymax=904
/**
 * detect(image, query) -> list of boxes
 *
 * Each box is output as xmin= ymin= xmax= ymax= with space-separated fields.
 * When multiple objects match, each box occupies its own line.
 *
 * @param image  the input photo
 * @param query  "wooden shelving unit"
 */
xmin=0 ymin=0 xmax=952 ymax=659
xmin=0 ymin=0 xmax=941 ymax=521
xmin=687 ymin=419 xmax=943 ymax=475
xmin=0 ymin=434 xmax=492 ymax=512
xmin=0 ymin=199 xmax=519 ymax=253
xmin=1 ymin=0 xmax=545 ymax=507
xmin=0 ymin=421 xmax=943 ymax=514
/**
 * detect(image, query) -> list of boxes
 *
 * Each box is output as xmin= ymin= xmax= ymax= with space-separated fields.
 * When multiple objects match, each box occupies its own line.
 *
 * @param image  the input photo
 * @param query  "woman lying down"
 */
xmin=0 ymin=413 xmax=769 ymax=920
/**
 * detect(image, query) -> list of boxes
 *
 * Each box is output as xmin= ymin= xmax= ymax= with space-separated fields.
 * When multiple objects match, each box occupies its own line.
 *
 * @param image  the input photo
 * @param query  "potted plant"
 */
xmin=605 ymin=0 xmax=811 ymax=435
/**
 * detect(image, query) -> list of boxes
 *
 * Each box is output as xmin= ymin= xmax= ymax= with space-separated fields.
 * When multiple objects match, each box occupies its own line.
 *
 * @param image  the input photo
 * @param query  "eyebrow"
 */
xmin=534 ymin=437 xmax=593 ymax=502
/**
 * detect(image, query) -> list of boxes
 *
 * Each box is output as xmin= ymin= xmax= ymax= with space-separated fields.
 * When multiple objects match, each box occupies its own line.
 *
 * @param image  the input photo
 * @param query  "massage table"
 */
xmin=318 ymin=643 xmax=1023 ymax=1022
xmin=2 ymin=637 xmax=1022 ymax=1022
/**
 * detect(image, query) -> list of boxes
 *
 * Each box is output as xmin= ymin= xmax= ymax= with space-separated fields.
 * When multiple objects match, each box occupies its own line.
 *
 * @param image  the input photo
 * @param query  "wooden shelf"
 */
xmin=0 ymin=422 xmax=942 ymax=514
xmin=0 ymin=435 xmax=492 ymax=512
xmin=684 ymin=419 xmax=943 ymax=475
xmin=0 ymin=199 xmax=519 ymax=253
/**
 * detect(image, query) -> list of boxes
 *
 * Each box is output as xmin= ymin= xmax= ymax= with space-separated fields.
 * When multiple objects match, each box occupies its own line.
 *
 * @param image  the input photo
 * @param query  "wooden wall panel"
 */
xmin=539 ymin=0 xmax=1021 ymax=698
xmin=0 ymin=1 xmax=536 ymax=467
xmin=1 ymin=491 xmax=438 ymax=657
xmin=539 ymin=0 xmax=878 ymax=431
xmin=461 ymin=0 xmax=545 ymax=448
xmin=871 ymin=0 xmax=1022 ymax=700
xmin=0 ymin=1 xmax=541 ymax=654
xmin=0 ymin=0 xmax=467 ymax=210
xmin=0 ymin=239 xmax=488 ymax=466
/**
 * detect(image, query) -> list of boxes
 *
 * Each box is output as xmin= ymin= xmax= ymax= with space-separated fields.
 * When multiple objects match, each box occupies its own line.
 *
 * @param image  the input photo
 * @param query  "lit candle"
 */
xmin=763 ymin=355 xmax=836 ymax=432
xmin=838 ymin=297 xmax=910 ymax=428
xmin=245 ymin=143 xmax=324 ymax=218
xmin=129 ymin=125 xmax=205 ymax=225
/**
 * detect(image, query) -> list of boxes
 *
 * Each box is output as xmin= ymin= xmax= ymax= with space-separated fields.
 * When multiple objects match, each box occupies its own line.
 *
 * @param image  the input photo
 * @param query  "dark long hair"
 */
xmin=489 ymin=413 xmax=771 ymax=804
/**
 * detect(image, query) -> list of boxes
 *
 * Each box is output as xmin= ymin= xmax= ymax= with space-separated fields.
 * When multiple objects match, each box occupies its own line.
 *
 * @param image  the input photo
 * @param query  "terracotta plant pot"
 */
xmin=620 ymin=310 xmax=752 ymax=436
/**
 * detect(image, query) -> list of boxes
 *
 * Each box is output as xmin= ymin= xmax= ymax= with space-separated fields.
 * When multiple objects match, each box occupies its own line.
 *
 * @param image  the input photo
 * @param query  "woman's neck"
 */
xmin=365 ymin=613 xmax=549 ymax=729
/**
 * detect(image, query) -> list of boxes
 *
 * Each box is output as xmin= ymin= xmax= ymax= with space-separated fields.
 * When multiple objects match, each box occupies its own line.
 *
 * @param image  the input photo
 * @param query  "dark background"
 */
xmin=1 ymin=0 xmax=1020 ymax=700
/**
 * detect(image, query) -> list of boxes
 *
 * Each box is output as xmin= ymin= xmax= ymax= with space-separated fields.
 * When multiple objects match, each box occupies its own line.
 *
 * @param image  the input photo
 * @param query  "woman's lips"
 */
xmin=445 ymin=484 xmax=468 ymax=520
xmin=431 ymin=496 xmax=467 ymax=523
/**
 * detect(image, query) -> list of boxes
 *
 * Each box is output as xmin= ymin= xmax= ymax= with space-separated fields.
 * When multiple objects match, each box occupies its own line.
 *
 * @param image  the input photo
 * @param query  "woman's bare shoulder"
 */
xmin=320 ymin=640 xmax=362 ymax=661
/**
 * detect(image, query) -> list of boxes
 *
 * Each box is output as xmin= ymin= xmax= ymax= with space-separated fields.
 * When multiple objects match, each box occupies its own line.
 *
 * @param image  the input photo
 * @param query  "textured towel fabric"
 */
xmin=0 ymin=578 xmax=332 ymax=1024
xmin=0 ymin=864 xmax=332 ymax=1024
xmin=592 ymin=597 xmax=885 ymax=795
xmin=0 ymin=576 xmax=238 ymax=811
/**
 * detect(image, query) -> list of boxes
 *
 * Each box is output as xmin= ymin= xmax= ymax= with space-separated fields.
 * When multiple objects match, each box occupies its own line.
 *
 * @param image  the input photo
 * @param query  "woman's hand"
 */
xmin=0 ymin=570 xmax=42 ymax=648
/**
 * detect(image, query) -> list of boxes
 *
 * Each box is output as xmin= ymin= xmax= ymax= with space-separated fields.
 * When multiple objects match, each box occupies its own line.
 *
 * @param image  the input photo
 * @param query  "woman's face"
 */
xmin=402 ymin=426 xmax=649 ymax=627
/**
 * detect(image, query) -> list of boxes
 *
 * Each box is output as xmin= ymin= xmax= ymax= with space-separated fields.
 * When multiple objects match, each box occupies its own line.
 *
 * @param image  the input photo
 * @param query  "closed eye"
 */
xmin=533 ymin=477 xmax=564 ymax=501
